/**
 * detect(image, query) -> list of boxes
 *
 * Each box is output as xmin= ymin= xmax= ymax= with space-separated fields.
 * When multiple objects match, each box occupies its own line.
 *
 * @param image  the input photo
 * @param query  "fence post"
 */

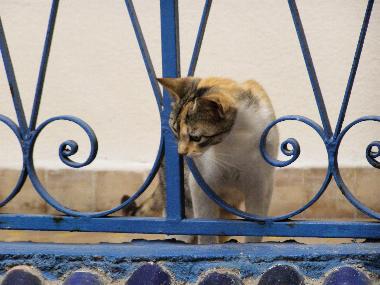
xmin=160 ymin=0 xmax=184 ymax=221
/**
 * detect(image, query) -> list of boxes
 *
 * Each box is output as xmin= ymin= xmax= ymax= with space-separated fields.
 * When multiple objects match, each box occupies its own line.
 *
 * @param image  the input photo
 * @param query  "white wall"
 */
xmin=0 ymin=0 xmax=379 ymax=170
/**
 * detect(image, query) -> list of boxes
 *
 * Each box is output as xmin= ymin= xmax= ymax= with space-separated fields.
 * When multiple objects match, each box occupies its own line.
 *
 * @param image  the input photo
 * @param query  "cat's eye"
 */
xmin=189 ymin=135 xmax=202 ymax=142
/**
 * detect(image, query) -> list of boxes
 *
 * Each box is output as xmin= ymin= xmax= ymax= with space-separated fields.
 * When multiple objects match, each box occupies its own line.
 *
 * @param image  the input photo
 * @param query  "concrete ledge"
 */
xmin=0 ymin=241 xmax=379 ymax=284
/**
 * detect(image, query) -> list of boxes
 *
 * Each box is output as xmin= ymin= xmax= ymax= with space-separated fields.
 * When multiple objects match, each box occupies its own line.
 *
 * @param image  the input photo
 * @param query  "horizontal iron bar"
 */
xmin=0 ymin=214 xmax=379 ymax=238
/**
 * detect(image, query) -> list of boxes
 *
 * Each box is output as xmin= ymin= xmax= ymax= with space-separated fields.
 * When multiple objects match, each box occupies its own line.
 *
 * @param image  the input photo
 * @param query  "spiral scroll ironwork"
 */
xmin=187 ymin=115 xmax=332 ymax=222
xmin=185 ymin=0 xmax=379 ymax=223
xmin=188 ymin=115 xmax=380 ymax=222
xmin=336 ymin=116 xmax=380 ymax=170
xmin=260 ymin=116 xmax=325 ymax=168
xmin=333 ymin=116 xmax=380 ymax=220
xmin=22 ymin=115 xmax=164 ymax=217
xmin=366 ymin=141 xmax=380 ymax=169
xmin=0 ymin=0 xmax=378 ymax=241
xmin=0 ymin=0 xmax=165 ymax=217
xmin=0 ymin=115 xmax=27 ymax=207
xmin=33 ymin=116 xmax=99 ymax=169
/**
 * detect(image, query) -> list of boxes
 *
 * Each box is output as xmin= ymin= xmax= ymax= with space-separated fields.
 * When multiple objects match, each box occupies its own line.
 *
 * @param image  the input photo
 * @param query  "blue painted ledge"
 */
xmin=0 ymin=241 xmax=379 ymax=284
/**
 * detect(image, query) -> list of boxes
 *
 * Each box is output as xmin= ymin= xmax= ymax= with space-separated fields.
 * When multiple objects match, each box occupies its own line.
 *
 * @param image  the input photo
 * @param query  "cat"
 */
xmin=122 ymin=77 xmax=279 ymax=244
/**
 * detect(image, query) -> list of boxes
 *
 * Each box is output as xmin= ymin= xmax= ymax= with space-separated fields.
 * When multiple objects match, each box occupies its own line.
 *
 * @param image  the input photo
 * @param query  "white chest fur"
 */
xmin=194 ymin=102 xmax=277 ymax=186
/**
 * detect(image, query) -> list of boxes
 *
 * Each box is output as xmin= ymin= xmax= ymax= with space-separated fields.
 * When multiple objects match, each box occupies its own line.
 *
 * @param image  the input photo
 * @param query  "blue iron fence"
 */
xmin=0 ymin=0 xmax=379 ymax=238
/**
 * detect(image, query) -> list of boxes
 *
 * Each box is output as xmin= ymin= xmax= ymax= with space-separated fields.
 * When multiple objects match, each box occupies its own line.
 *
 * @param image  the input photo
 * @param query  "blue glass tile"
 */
xmin=199 ymin=272 xmax=242 ymax=285
xmin=126 ymin=264 xmax=171 ymax=285
xmin=258 ymin=265 xmax=304 ymax=285
xmin=324 ymin=267 xmax=370 ymax=285
xmin=63 ymin=272 xmax=103 ymax=285
xmin=2 ymin=269 xmax=42 ymax=285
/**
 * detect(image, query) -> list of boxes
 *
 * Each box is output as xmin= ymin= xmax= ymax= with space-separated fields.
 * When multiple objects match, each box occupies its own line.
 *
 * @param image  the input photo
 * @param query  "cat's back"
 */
xmin=233 ymin=79 xmax=279 ymax=154
xmin=240 ymin=80 xmax=274 ymax=112
xmin=241 ymin=79 xmax=279 ymax=157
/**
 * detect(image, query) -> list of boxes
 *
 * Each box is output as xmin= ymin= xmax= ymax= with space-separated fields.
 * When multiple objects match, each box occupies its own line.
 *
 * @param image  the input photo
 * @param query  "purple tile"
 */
xmin=258 ymin=265 xmax=304 ymax=285
xmin=63 ymin=272 xmax=103 ymax=285
xmin=199 ymin=272 xmax=242 ymax=285
xmin=2 ymin=269 xmax=42 ymax=285
xmin=324 ymin=267 xmax=370 ymax=285
xmin=126 ymin=264 xmax=171 ymax=285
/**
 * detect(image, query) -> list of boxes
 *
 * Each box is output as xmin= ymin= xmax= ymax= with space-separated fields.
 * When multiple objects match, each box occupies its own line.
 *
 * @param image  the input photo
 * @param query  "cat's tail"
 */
xmin=120 ymin=194 xmax=140 ymax=216
xmin=120 ymin=177 xmax=166 ymax=217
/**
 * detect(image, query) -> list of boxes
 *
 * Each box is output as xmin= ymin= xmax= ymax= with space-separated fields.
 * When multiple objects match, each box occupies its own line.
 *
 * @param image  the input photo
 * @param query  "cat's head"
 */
xmin=157 ymin=77 xmax=238 ymax=157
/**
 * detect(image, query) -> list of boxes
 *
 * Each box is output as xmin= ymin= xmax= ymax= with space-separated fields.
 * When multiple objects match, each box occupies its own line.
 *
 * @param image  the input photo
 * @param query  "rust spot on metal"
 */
xmin=52 ymin=216 xmax=63 ymax=224
xmin=287 ymin=222 xmax=296 ymax=228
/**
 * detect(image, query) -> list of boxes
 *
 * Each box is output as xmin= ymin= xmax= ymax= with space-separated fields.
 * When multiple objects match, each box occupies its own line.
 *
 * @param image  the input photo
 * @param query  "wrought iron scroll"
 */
xmin=0 ymin=0 xmax=378 ymax=236
xmin=0 ymin=0 xmax=163 ymax=217
xmin=185 ymin=0 xmax=379 ymax=221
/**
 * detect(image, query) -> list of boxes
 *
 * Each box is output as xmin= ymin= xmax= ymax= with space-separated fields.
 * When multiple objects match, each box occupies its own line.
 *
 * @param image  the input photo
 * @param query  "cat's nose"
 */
xmin=187 ymin=151 xmax=202 ymax=157
xmin=178 ymin=144 xmax=188 ymax=155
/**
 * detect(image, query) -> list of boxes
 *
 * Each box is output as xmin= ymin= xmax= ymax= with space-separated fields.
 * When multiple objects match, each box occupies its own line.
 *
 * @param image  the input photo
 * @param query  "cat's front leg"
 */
xmin=242 ymin=166 xmax=274 ymax=243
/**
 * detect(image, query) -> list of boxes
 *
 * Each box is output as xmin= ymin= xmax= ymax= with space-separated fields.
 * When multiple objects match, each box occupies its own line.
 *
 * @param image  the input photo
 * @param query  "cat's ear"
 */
xmin=200 ymin=95 xmax=232 ymax=119
xmin=156 ymin=77 xmax=189 ymax=102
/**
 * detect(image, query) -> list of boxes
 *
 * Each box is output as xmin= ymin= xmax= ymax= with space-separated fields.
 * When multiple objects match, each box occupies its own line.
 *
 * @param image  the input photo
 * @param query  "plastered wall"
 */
xmin=0 ymin=0 xmax=379 ymax=170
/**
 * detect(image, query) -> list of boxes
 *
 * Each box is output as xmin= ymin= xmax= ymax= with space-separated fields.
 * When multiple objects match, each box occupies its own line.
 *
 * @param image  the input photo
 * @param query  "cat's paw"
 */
xmin=120 ymin=194 xmax=139 ymax=216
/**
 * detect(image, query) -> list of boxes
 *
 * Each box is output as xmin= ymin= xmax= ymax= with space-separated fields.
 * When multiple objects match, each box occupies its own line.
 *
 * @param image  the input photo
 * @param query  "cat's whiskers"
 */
xmin=217 ymin=158 xmax=241 ymax=171
xmin=214 ymin=152 xmax=234 ymax=159
xmin=203 ymin=156 xmax=227 ymax=170
xmin=202 ymin=156 xmax=229 ymax=172
xmin=206 ymin=155 xmax=241 ymax=172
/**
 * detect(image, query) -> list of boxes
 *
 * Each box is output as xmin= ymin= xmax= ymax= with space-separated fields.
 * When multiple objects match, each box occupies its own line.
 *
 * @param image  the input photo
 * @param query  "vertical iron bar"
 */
xmin=29 ymin=0 xmax=59 ymax=131
xmin=160 ymin=0 xmax=184 ymax=220
xmin=333 ymin=0 xmax=374 ymax=139
xmin=0 ymin=18 xmax=28 ymax=137
xmin=187 ymin=0 xmax=212 ymax=77
xmin=125 ymin=0 xmax=163 ymax=108
xmin=288 ymin=0 xmax=333 ymax=138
